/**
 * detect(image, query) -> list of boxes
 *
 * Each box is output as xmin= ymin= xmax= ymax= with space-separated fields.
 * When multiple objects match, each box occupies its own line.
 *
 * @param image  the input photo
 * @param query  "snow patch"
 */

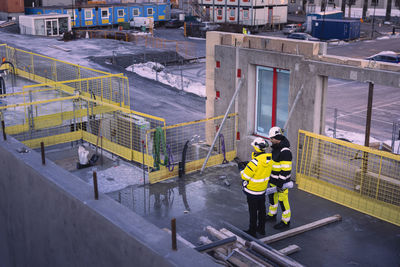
xmin=126 ymin=61 xmax=206 ymax=97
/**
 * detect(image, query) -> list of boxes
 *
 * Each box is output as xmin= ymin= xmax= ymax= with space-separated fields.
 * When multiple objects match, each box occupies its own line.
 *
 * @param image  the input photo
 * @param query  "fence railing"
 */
xmin=2 ymin=45 xmax=130 ymax=108
xmin=297 ymin=129 xmax=400 ymax=226
xmin=146 ymin=113 xmax=238 ymax=184
xmin=76 ymin=30 xmax=200 ymax=59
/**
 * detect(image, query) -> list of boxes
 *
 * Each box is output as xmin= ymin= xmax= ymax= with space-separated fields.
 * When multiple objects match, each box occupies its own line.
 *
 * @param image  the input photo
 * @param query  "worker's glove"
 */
xmin=242 ymin=180 xmax=248 ymax=188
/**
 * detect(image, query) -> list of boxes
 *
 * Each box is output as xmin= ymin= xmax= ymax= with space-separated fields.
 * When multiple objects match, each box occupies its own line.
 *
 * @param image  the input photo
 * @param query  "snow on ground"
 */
xmin=325 ymin=126 xmax=400 ymax=154
xmin=126 ymin=62 xmax=206 ymax=97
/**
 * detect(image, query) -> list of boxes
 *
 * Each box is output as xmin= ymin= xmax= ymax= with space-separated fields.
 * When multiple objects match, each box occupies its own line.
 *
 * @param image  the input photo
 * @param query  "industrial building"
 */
xmin=197 ymin=0 xmax=288 ymax=27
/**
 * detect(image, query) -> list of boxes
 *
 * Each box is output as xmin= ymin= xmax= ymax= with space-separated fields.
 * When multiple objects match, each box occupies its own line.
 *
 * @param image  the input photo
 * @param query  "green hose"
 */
xmin=153 ymin=127 xmax=168 ymax=170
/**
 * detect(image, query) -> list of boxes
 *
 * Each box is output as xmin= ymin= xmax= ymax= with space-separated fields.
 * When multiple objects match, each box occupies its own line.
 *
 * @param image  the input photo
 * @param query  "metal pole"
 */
xmin=142 ymin=140 xmax=146 ymax=185
xmin=333 ymin=108 xmax=338 ymax=138
xmin=41 ymin=142 xmax=45 ymax=165
xmin=283 ymin=85 xmax=303 ymax=132
xmin=171 ymin=218 xmax=177 ymax=250
xmin=200 ymin=79 xmax=244 ymax=173
xmin=364 ymin=82 xmax=374 ymax=147
xmin=93 ymin=171 xmax=99 ymax=200
xmin=1 ymin=120 xmax=6 ymax=141
xmin=371 ymin=3 xmax=376 ymax=39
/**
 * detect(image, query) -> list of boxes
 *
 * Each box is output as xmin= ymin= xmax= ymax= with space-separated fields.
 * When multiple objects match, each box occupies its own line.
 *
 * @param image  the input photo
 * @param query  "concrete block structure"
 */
xmin=205 ymin=31 xmax=400 ymax=173
xmin=0 ymin=136 xmax=219 ymax=266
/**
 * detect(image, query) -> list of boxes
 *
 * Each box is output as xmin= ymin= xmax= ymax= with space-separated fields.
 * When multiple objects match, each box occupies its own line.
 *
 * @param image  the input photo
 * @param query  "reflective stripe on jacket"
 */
xmin=241 ymin=152 xmax=272 ymax=195
xmin=270 ymin=138 xmax=292 ymax=188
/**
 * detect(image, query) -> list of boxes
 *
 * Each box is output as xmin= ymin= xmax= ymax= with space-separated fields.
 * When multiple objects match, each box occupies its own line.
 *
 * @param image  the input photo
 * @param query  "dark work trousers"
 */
xmin=246 ymin=192 xmax=266 ymax=233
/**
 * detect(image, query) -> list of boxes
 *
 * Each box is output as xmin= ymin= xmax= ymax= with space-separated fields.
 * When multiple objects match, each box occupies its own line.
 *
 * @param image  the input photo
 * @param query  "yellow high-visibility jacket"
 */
xmin=241 ymin=152 xmax=272 ymax=195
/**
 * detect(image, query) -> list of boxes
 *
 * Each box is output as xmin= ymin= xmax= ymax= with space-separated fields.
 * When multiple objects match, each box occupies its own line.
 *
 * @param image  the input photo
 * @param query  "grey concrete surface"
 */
xmin=107 ymin=161 xmax=400 ymax=267
xmin=0 ymin=136 xmax=218 ymax=267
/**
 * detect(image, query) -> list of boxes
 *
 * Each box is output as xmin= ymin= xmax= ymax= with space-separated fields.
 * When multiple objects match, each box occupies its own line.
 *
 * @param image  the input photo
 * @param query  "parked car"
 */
xmin=287 ymin=32 xmax=320 ymax=41
xmin=165 ymin=19 xmax=184 ymax=28
xmin=365 ymin=51 xmax=400 ymax=64
xmin=282 ymin=24 xmax=302 ymax=35
xmin=200 ymin=22 xmax=220 ymax=31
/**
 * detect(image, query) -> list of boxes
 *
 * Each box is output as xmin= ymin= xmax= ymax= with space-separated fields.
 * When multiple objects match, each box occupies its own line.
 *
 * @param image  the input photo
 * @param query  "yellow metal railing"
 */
xmin=2 ymin=45 xmax=130 ymax=108
xmin=296 ymin=130 xmax=400 ymax=226
xmin=147 ymin=113 xmax=238 ymax=184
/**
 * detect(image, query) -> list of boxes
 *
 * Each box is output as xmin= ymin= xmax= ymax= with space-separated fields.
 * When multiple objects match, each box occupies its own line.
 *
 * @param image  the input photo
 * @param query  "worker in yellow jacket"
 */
xmin=241 ymin=137 xmax=272 ymax=237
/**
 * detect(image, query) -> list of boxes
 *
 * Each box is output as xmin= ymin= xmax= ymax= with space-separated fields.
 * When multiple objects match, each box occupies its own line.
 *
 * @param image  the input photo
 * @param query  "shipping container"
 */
xmin=311 ymin=19 xmax=360 ymax=40
xmin=305 ymin=10 xmax=343 ymax=32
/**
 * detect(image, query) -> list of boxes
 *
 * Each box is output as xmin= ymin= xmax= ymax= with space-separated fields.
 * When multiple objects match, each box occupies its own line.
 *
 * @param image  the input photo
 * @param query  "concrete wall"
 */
xmin=206 ymin=32 xmax=400 ymax=177
xmin=0 ymin=136 xmax=218 ymax=267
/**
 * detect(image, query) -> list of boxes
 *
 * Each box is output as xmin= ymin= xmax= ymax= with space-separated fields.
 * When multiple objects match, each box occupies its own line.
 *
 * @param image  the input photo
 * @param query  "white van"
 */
xmin=130 ymin=17 xmax=154 ymax=29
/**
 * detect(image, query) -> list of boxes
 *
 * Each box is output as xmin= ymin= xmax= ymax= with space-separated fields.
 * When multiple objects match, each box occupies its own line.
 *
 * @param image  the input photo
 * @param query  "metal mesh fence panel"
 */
xmin=3 ymin=45 xmax=130 ymax=108
xmin=297 ymin=130 xmax=400 ymax=226
xmin=146 ymin=113 xmax=237 ymax=183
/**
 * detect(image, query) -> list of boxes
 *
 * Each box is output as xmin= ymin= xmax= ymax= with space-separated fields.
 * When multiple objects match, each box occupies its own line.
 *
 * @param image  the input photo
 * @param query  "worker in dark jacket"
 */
xmin=266 ymin=126 xmax=292 ymax=230
xmin=241 ymin=137 xmax=272 ymax=237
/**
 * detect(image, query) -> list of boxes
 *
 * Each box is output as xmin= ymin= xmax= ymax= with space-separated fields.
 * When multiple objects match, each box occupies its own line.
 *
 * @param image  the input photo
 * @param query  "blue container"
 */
xmin=311 ymin=19 xmax=360 ymax=40
xmin=305 ymin=11 xmax=343 ymax=32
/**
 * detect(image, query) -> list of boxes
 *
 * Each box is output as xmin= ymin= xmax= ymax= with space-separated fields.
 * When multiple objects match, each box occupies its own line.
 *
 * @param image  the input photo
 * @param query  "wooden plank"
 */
xmin=279 ymin=245 xmax=301 ymax=255
xmin=260 ymin=214 xmax=342 ymax=244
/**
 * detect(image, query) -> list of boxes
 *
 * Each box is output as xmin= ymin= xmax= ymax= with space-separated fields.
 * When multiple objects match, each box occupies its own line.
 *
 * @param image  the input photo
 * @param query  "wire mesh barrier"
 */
xmin=1 ymin=87 xmax=165 ymax=162
xmin=326 ymin=107 xmax=400 ymax=152
xmin=2 ymin=45 xmax=130 ymax=108
xmin=76 ymin=30 xmax=200 ymax=60
xmin=296 ymin=130 xmax=400 ymax=226
xmin=146 ymin=113 xmax=238 ymax=184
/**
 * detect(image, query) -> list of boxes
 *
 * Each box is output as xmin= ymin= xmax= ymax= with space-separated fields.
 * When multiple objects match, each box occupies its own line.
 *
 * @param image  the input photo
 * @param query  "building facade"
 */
xmin=0 ymin=0 xmax=24 ymax=21
xmin=198 ymin=0 xmax=288 ymax=26
xmin=289 ymin=0 xmax=400 ymax=18
xmin=205 ymin=32 xmax=400 ymax=171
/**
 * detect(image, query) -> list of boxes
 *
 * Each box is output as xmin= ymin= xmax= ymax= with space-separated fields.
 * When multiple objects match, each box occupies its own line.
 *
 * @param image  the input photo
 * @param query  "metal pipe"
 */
xmin=1 ymin=120 xmax=6 ymax=141
xmin=283 ymin=85 xmax=303 ymax=132
xmin=171 ymin=218 xmax=177 ymax=250
xmin=201 ymin=79 xmax=244 ymax=173
xmin=223 ymin=221 xmax=304 ymax=267
xmin=194 ymin=236 xmax=237 ymax=253
xmin=365 ymin=82 xmax=374 ymax=147
xmin=41 ymin=142 xmax=45 ymax=165
xmin=93 ymin=171 xmax=99 ymax=200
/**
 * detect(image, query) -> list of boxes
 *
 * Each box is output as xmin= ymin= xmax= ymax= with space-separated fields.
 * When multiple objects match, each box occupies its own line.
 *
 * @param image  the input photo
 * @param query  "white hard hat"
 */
xmin=268 ymin=126 xmax=283 ymax=139
xmin=251 ymin=137 xmax=267 ymax=152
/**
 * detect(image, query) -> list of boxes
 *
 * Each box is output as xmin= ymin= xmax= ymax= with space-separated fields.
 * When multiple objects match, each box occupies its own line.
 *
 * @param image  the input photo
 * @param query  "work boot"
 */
xmin=265 ymin=214 xmax=277 ymax=222
xmin=243 ymin=229 xmax=257 ymax=238
xmin=256 ymin=227 xmax=265 ymax=236
xmin=273 ymin=221 xmax=290 ymax=230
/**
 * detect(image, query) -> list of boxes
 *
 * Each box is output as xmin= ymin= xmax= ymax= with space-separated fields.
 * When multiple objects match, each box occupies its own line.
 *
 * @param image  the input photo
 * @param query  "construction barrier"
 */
xmin=147 ymin=113 xmax=238 ymax=184
xmin=76 ymin=30 xmax=200 ymax=60
xmin=2 ymin=45 xmax=130 ymax=108
xmin=296 ymin=130 xmax=400 ymax=226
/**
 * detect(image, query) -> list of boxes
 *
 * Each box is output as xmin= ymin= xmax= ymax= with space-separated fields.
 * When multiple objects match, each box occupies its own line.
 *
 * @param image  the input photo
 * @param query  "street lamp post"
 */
xmin=371 ymin=0 xmax=377 ymax=38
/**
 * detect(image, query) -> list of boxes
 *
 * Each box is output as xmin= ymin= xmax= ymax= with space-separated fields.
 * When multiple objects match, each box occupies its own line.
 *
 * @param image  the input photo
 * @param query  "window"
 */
xmin=309 ymin=0 xmax=314 ymax=3
xmin=101 ymin=9 xmax=109 ymax=19
xmin=255 ymin=67 xmax=289 ymax=136
xmin=147 ymin=8 xmax=153 ymax=15
xmin=133 ymin=8 xmax=139 ymax=16
xmin=85 ymin=9 xmax=92 ymax=20
xmin=396 ymin=0 xmax=400 ymax=7
xmin=290 ymin=0 xmax=296 ymax=3
xmin=118 ymin=9 xmax=124 ymax=17
xmin=230 ymin=9 xmax=235 ymax=17
xmin=217 ymin=9 xmax=223 ymax=16
xmin=243 ymin=9 xmax=249 ymax=19
xmin=371 ymin=0 xmax=378 ymax=6
xmin=67 ymin=9 xmax=76 ymax=20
